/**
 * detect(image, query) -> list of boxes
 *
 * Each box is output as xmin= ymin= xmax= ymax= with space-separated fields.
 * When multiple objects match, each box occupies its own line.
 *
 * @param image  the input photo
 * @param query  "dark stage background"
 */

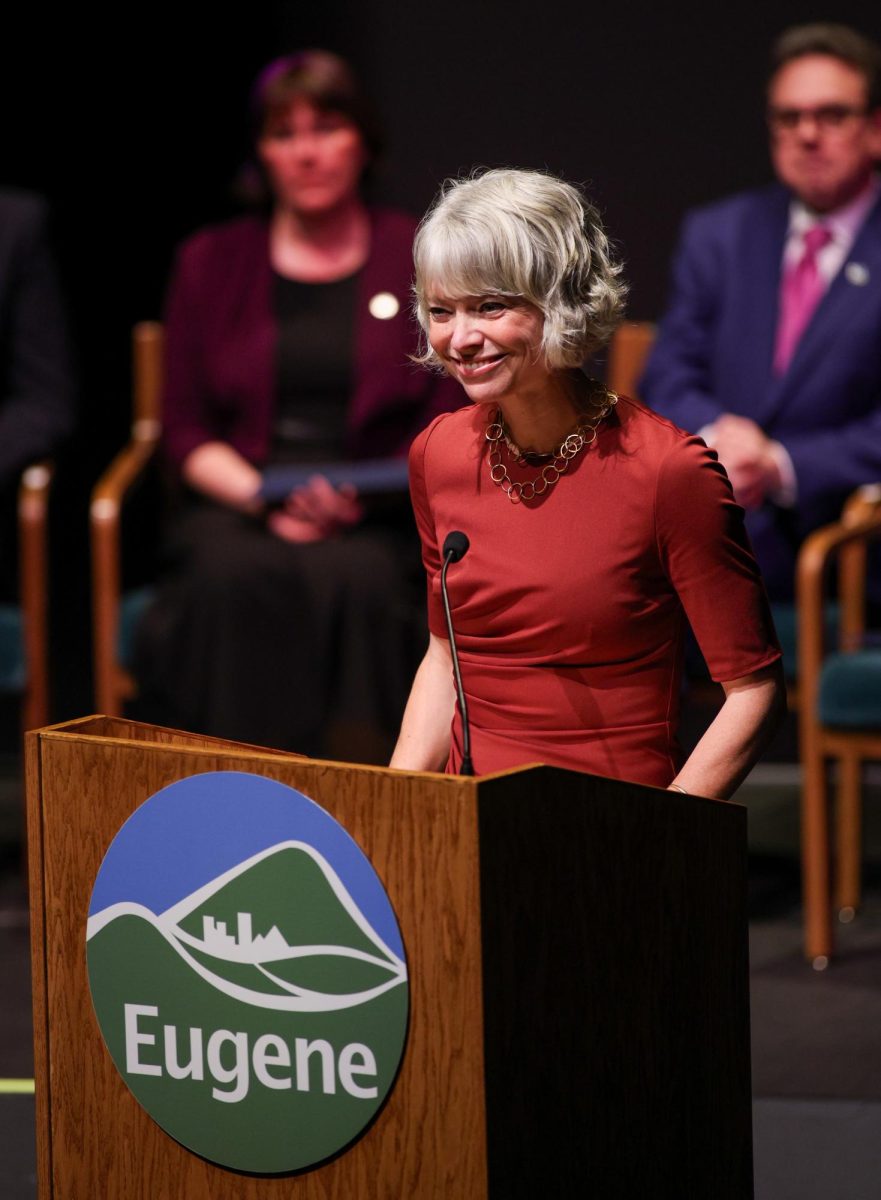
xmin=2 ymin=0 xmax=879 ymax=720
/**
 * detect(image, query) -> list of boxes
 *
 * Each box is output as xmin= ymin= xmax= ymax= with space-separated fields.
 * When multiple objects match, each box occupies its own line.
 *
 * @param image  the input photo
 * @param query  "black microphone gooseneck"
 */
xmin=440 ymin=531 xmax=474 ymax=776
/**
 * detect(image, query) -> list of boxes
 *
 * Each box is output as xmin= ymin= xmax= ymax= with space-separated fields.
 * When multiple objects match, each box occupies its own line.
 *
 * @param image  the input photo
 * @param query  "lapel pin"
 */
xmin=368 ymin=292 xmax=400 ymax=319
xmin=844 ymin=262 xmax=870 ymax=286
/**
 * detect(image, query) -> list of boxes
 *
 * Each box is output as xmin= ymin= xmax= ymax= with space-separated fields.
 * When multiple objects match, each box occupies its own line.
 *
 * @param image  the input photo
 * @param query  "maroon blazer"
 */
xmin=162 ymin=209 xmax=462 ymax=470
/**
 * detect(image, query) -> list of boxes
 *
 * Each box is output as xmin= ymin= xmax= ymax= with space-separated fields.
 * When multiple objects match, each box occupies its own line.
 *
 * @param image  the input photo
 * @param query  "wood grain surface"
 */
xmin=27 ymin=718 xmax=489 ymax=1199
xmin=477 ymin=767 xmax=752 ymax=1199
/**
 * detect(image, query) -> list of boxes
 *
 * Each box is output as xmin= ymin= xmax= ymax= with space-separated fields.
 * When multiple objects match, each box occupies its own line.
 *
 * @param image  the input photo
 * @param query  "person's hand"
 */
xmin=711 ymin=414 xmax=783 ymax=510
xmin=266 ymin=475 xmax=363 ymax=544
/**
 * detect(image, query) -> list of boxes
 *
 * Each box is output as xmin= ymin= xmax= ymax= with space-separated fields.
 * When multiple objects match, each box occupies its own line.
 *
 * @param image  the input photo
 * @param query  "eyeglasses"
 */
xmin=767 ymin=104 xmax=869 ymax=134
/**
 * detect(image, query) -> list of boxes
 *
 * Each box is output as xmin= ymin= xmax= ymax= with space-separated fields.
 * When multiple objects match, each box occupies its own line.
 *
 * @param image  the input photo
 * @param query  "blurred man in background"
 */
xmin=642 ymin=23 xmax=881 ymax=600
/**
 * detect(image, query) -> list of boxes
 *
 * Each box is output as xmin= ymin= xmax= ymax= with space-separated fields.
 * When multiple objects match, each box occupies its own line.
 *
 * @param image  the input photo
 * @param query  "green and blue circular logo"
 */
xmin=86 ymin=771 xmax=409 ymax=1174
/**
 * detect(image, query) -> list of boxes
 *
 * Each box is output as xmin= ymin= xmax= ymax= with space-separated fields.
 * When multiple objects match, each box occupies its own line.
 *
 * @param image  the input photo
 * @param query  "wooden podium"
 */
xmin=27 ymin=715 xmax=753 ymax=1199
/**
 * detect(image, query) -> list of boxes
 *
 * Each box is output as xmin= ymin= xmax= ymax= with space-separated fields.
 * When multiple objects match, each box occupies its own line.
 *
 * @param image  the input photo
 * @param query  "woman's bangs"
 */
xmin=420 ymin=221 xmax=522 ymax=301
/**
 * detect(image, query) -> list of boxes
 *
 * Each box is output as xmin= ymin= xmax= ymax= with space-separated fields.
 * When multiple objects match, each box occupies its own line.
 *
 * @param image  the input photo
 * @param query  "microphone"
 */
xmin=443 ymin=530 xmax=469 ymax=564
xmin=440 ymin=531 xmax=474 ymax=776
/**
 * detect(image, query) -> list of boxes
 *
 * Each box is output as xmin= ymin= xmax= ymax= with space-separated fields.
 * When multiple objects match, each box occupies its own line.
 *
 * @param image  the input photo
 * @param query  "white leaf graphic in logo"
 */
xmin=87 ymin=841 xmax=407 ymax=1012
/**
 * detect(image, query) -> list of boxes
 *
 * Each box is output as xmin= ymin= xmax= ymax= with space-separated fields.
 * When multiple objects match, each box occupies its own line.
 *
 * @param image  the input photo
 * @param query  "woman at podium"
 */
xmin=390 ymin=169 xmax=784 ymax=796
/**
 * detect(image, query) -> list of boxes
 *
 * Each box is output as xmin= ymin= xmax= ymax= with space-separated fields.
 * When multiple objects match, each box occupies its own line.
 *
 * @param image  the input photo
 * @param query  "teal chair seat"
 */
xmin=818 ymin=649 xmax=881 ymax=729
xmin=798 ymin=481 xmax=881 ymax=963
xmin=0 ymin=605 xmax=25 ymax=692
xmin=771 ymin=601 xmax=840 ymax=684
xmin=117 ymin=586 xmax=155 ymax=667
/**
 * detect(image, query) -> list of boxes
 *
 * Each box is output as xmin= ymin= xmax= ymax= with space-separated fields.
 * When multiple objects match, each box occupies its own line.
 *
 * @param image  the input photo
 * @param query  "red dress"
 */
xmin=408 ymin=396 xmax=782 ymax=786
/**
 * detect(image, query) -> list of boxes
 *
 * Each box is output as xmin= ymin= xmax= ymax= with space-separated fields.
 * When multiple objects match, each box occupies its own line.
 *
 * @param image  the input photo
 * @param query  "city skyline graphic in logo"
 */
xmin=86 ymin=771 xmax=409 ymax=1174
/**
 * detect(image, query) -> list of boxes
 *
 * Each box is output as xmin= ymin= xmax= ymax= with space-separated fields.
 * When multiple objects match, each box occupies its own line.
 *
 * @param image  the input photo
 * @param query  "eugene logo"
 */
xmin=86 ymin=772 xmax=409 ymax=1174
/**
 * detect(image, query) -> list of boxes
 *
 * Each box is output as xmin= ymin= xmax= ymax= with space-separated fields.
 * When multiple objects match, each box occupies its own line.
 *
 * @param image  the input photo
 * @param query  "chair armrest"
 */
xmin=839 ymin=485 xmax=881 ymax=648
xmin=840 ymin=482 xmax=881 ymax=525
xmin=797 ymin=484 xmax=881 ymax=714
xmin=18 ymin=461 xmax=53 ymax=729
xmin=91 ymin=435 xmax=160 ymax=715
xmin=91 ymin=434 xmax=159 ymax=519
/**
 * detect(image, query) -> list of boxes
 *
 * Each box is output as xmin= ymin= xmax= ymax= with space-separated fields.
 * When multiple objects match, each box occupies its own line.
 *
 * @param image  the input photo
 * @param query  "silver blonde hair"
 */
xmin=413 ymin=168 xmax=627 ymax=369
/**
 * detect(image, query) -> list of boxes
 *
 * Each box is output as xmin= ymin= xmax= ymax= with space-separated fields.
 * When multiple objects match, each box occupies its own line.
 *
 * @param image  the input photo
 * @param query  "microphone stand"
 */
xmin=441 ymin=547 xmax=474 ymax=777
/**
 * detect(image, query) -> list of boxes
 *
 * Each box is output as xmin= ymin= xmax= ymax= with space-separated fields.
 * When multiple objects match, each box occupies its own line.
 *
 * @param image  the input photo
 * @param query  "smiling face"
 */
xmin=768 ymin=53 xmax=881 ymax=212
xmin=426 ymin=292 xmax=550 ymax=406
xmin=257 ymin=98 xmax=368 ymax=216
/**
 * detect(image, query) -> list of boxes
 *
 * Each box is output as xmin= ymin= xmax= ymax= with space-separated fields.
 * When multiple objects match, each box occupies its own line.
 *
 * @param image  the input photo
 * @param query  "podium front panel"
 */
xmin=27 ymin=718 xmax=489 ymax=1198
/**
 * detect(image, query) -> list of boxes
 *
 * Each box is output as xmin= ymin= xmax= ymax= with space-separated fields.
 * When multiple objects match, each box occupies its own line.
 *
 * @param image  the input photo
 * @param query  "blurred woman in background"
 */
xmin=135 ymin=51 xmax=460 ymax=757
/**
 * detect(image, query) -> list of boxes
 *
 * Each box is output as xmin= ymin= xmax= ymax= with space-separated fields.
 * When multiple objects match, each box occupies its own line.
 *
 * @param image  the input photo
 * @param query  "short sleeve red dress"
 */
xmin=408 ymin=395 xmax=782 ymax=786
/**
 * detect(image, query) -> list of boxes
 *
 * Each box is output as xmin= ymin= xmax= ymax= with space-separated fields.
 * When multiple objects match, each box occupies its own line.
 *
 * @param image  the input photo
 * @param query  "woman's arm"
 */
xmin=183 ymin=444 xmax=364 ymax=544
xmin=390 ymin=634 xmax=456 ymax=772
xmin=181 ymin=441 xmax=265 ymax=512
xmin=669 ymin=661 xmax=785 ymax=800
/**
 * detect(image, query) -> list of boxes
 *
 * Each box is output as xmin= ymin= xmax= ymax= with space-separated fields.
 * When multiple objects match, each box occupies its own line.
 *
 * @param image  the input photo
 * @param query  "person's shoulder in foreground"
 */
xmin=410 ymin=393 xmax=704 ymax=459
xmin=608 ymin=395 xmax=742 ymax=523
xmin=408 ymin=403 xmax=479 ymax=462
xmin=607 ymin=391 xmax=709 ymax=454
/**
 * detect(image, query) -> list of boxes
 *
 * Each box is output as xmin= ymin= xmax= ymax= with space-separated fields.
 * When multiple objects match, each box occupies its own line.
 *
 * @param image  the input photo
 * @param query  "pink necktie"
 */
xmin=773 ymin=224 xmax=833 ymax=375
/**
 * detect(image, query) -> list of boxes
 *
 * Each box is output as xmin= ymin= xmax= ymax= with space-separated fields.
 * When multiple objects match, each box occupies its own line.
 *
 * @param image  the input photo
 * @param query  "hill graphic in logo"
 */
xmin=86 ymin=772 xmax=409 ymax=1174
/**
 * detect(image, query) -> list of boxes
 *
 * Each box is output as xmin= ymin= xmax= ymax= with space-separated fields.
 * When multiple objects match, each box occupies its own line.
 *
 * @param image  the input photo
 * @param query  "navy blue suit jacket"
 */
xmin=641 ymin=183 xmax=881 ymax=599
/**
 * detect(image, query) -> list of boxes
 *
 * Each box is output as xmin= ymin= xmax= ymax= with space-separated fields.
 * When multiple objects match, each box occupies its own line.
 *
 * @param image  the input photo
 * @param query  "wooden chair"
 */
xmin=0 ymin=461 xmax=53 ymax=732
xmin=606 ymin=321 xmax=656 ymax=400
xmin=91 ymin=322 xmax=163 ymax=716
xmin=798 ymin=483 xmax=881 ymax=967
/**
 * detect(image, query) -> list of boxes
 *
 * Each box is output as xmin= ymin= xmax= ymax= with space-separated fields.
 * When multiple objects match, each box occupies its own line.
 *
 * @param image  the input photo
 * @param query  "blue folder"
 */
xmin=259 ymin=458 xmax=410 ymax=504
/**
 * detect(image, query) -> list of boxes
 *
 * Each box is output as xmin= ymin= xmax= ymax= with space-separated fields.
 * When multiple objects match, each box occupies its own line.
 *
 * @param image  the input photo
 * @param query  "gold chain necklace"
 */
xmin=485 ymin=389 xmax=617 ymax=503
